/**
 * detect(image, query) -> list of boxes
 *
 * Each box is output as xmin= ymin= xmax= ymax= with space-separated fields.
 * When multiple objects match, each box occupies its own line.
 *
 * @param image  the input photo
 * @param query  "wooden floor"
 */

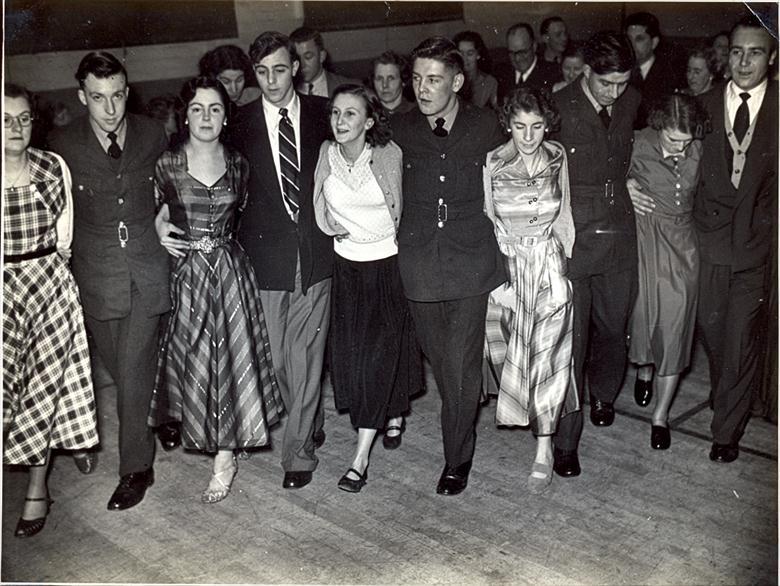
xmin=2 ymin=344 xmax=777 ymax=585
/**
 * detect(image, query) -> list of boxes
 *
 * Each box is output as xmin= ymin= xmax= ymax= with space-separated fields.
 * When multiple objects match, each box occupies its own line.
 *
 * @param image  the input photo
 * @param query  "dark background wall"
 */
xmin=4 ymin=1 xmax=753 ymax=115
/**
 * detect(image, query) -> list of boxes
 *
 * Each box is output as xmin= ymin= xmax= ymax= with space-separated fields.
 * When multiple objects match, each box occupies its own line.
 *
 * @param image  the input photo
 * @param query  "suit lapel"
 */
xmin=250 ymin=102 xmax=284 ymax=200
xmin=76 ymin=116 xmax=114 ymax=174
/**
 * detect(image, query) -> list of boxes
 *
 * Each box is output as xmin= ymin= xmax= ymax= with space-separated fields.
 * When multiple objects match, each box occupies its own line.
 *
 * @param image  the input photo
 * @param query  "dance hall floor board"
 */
xmin=2 ymin=344 xmax=777 ymax=585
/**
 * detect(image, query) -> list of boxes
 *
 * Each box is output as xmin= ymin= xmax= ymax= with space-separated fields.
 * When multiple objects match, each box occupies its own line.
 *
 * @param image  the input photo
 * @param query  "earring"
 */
xmin=184 ymin=119 xmax=188 ymax=125
xmin=223 ymin=121 xmax=227 ymax=126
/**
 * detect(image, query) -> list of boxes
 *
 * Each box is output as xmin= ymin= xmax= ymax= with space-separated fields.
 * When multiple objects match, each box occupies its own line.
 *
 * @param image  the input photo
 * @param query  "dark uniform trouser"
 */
xmin=409 ymin=293 xmax=489 ymax=467
xmin=697 ymin=261 xmax=766 ymax=446
xmin=554 ymin=268 xmax=635 ymax=453
xmin=85 ymin=285 xmax=159 ymax=477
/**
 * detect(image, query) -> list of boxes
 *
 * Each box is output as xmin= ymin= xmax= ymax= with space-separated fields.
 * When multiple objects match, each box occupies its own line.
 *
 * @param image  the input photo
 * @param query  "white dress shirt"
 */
xmin=262 ymin=93 xmax=302 ymax=220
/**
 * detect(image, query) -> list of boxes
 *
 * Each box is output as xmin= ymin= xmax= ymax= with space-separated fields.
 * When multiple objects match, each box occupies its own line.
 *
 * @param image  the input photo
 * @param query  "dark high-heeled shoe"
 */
xmin=338 ymin=467 xmax=368 ymax=493
xmin=15 ymin=496 xmax=53 ymax=538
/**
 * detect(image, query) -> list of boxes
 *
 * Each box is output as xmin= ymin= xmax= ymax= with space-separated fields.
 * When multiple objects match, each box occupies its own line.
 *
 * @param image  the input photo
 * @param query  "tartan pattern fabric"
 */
xmin=3 ymin=148 xmax=65 ymax=257
xmin=149 ymin=148 xmax=284 ymax=451
xmin=3 ymin=149 xmax=99 ymax=465
xmin=483 ymin=146 xmax=579 ymax=434
xmin=278 ymin=108 xmax=300 ymax=217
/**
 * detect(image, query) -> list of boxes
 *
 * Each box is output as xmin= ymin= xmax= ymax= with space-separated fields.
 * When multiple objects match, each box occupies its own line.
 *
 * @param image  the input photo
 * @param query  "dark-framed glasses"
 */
xmin=4 ymin=113 xmax=34 ymax=128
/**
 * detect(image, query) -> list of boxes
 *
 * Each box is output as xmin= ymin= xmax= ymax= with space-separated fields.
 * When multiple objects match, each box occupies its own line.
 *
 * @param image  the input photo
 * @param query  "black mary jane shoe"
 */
xmin=338 ymin=467 xmax=368 ymax=493
xmin=634 ymin=377 xmax=653 ymax=407
xmin=15 ymin=496 xmax=53 ymax=538
xmin=382 ymin=420 xmax=405 ymax=450
xmin=650 ymin=424 xmax=671 ymax=450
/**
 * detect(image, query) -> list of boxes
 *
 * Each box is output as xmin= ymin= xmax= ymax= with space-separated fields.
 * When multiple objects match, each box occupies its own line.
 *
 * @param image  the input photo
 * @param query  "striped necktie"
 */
xmin=278 ymin=108 xmax=300 ymax=219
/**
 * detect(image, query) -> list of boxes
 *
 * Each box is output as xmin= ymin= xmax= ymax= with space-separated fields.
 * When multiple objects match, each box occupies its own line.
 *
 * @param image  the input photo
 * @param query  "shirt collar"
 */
xmin=89 ymin=116 xmax=127 ymax=152
xmin=426 ymin=98 xmax=459 ymax=132
xmin=580 ymin=76 xmax=609 ymax=114
xmin=727 ymin=77 xmax=768 ymax=104
xmin=262 ymin=92 xmax=300 ymax=127
xmin=639 ymin=54 xmax=655 ymax=79
xmin=516 ymin=56 xmax=538 ymax=83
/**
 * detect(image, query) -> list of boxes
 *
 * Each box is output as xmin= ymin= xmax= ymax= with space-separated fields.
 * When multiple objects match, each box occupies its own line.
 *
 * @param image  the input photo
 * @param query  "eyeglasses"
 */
xmin=4 ymin=113 xmax=34 ymax=128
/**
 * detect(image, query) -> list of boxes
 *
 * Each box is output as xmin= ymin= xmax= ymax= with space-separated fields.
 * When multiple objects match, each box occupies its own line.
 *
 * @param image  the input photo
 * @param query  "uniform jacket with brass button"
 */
xmin=313 ymin=140 xmax=403 ymax=237
xmin=49 ymin=113 xmax=170 ymax=320
xmin=390 ymin=100 xmax=507 ymax=302
xmin=552 ymin=79 xmax=641 ymax=279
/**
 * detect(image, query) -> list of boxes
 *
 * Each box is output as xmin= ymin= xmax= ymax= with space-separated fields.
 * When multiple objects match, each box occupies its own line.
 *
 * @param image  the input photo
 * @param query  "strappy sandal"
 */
xmin=15 ymin=496 xmax=54 ymax=538
xmin=201 ymin=458 xmax=238 ymax=504
xmin=527 ymin=461 xmax=553 ymax=495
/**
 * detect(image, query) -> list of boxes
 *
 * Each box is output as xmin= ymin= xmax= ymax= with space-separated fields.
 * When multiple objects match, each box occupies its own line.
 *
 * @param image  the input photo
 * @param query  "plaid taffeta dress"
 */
xmin=148 ymin=147 xmax=283 ymax=452
xmin=3 ymin=148 xmax=99 ymax=466
xmin=483 ymin=140 xmax=579 ymax=434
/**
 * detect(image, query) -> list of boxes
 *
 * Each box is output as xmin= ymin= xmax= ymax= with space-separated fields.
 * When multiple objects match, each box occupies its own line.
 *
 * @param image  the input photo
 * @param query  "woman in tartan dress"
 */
xmin=483 ymin=87 xmax=579 ymax=494
xmin=149 ymin=77 xmax=283 ymax=503
xmin=3 ymin=84 xmax=99 ymax=537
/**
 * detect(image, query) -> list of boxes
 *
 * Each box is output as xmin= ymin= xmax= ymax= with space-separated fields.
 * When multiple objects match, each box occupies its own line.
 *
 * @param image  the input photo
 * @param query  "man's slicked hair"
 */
xmin=249 ymin=31 xmax=298 ymax=66
xmin=411 ymin=36 xmax=464 ymax=75
xmin=583 ymin=31 xmax=635 ymax=75
xmin=75 ymin=51 xmax=127 ymax=88
xmin=290 ymin=27 xmax=325 ymax=51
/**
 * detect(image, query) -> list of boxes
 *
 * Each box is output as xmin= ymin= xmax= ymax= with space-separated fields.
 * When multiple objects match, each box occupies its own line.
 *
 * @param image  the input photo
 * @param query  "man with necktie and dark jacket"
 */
xmin=391 ymin=36 xmax=507 ymax=496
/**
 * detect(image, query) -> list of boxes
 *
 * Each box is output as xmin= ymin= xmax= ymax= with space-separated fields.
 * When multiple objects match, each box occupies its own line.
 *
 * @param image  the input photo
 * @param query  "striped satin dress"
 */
xmin=149 ymin=147 xmax=283 ymax=452
xmin=3 ymin=148 xmax=99 ymax=465
xmin=484 ymin=140 xmax=579 ymax=434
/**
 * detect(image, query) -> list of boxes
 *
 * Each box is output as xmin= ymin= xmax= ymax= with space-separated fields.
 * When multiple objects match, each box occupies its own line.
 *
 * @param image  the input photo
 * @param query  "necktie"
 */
xmin=433 ymin=117 xmax=448 ymax=137
xmin=278 ymin=108 xmax=300 ymax=219
xmin=107 ymin=131 xmax=122 ymax=159
xmin=599 ymin=106 xmax=611 ymax=129
xmin=307 ymin=82 xmax=314 ymax=95
xmin=733 ymin=92 xmax=750 ymax=143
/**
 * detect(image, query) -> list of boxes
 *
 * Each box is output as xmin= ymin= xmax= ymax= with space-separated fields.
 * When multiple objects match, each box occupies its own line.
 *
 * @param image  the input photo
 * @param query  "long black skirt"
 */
xmin=330 ymin=253 xmax=423 ymax=429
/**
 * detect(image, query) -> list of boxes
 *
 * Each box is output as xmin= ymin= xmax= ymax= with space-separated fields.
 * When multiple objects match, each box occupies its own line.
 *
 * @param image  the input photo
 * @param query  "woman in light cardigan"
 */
xmin=314 ymin=84 xmax=422 ymax=493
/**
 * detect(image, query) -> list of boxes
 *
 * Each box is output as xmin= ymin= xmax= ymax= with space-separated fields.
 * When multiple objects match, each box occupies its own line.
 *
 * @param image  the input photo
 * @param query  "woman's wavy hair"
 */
xmin=500 ymin=86 xmax=560 ymax=133
xmin=327 ymin=83 xmax=392 ymax=147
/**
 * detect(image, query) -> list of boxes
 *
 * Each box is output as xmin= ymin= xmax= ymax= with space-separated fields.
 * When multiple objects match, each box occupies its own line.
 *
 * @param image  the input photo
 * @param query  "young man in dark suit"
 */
xmin=496 ymin=23 xmax=562 ymax=104
xmin=625 ymin=11 xmax=685 ymax=127
xmin=49 ymin=51 xmax=171 ymax=510
xmin=231 ymin=31 xmax=332 ymax=489
xmin=391 ymin=36 xmax=506 ymax=496
xmin=550 ymin=32 xmax=641 ymax=478
xmin=692 ymin=17 xmax=777 ymax=463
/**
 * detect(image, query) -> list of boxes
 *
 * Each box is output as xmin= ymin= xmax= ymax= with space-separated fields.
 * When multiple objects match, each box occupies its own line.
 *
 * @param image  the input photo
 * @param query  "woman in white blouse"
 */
xmin=314 ymin=84 xmax=422 ymax=493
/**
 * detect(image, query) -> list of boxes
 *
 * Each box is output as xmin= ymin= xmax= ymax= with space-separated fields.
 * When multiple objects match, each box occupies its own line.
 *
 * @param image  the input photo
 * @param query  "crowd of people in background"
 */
xmin=3 ymin=9 xmax=777 ymax=539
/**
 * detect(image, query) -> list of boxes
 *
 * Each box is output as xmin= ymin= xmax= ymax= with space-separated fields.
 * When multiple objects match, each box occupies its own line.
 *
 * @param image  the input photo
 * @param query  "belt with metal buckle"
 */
xmin=189 ymin=235 xmax=231 ymax=254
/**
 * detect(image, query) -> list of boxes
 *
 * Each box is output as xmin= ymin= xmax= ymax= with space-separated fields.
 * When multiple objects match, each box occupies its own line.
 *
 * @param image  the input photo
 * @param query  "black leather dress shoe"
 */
xmin=157 ymin=422 xmax=181 ymax=451
xmin=634 ymin=378 xmax=653 ymax=407
xmin=553 ymin=448 xmax=581 ymax=477
xmin=313 ymin=429 xmax=326 ymax=449
xmin=590 ymin=399 xmax=615 ymax=426
xmin=709 ymin=442 xmax=739 ymax=463
xmin=283 ymin=470 xmax=313 ymax=489
xmin=73 ymin=452 xmax=98 ymax=474
xmin=107 ymin=468 xmax=154 ymax=511
xmin=436 ymin=460 xmax=472 ymax=495
xmin=651 ymin=425 xmax=671 ymax=450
